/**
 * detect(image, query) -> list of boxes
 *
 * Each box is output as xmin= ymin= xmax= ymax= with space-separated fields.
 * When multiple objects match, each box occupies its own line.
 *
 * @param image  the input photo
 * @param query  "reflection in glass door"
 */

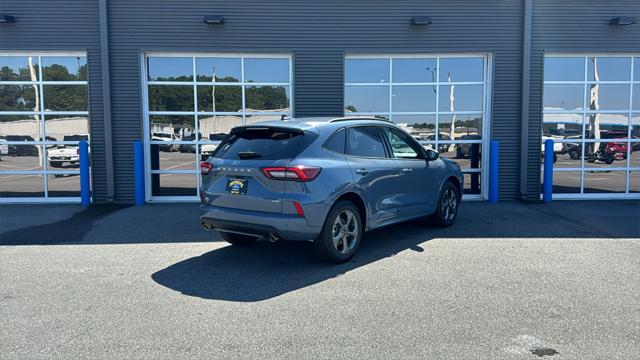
xmin=142 ymin=54 xmax=293 ymax=201
xmin=543 ymin=55 xmax=640 ymax=198
xmin=0 ymin=53 xmax=90 ymax=202
xmin=344 ymin=54 xmax=491 ymax=199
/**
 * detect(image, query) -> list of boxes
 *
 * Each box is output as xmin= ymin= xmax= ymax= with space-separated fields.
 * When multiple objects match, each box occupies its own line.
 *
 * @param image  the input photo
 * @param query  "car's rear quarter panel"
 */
xmin=284 ymin=129 xmax=355 ymax=228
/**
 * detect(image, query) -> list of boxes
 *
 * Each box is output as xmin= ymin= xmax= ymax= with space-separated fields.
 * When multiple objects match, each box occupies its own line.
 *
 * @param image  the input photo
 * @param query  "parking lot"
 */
xmin=2 ymin=144 xmax=639 ymax=198
xmin=551 ymin=150 xmax=640 ymax=194
xmin=1 ymin=201 xmax=638 ymax=359
xmin=0 ymin=154 xmax=80 ymax=197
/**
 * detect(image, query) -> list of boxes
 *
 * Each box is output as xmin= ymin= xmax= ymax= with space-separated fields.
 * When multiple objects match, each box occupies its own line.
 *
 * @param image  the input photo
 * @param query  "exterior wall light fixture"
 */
xmin=410 ymin=16 xmax=432 ymax=25
xmin=203 ymin=15 xmax=225 ymax=24
xmin=0 ymin=14 xmax=16 ymax=23
xmin=609 ymin=17 xmax=636 ymax=26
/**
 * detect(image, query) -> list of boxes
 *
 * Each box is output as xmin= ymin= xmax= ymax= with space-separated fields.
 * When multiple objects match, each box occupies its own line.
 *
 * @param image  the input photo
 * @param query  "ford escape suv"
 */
xmin=200 ymin=117 xmax=463 ymax=263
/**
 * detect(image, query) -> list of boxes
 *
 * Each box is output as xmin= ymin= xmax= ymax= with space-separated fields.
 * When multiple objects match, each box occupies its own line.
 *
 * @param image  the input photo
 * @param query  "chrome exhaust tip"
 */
xmin=268 ymin=232 xmax=280 ymax=242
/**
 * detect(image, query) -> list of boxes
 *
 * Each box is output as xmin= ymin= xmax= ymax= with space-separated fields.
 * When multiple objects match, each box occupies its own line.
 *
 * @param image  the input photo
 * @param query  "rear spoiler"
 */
xmin=230 ymin=125 xmax=304 ymax=135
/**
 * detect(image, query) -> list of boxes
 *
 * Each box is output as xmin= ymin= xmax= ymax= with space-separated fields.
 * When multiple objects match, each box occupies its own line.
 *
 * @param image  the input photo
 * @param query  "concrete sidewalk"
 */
xmin=1 ymin=200 xmax=638 ymax=246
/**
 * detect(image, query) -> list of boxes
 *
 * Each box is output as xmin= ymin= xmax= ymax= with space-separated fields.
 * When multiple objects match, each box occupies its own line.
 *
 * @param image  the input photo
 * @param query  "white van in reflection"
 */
xmin=151 ymin=132 xmax=181 ymax=152
xmin=200 ymin=133 xmax=227 ymax=160
xmin=47 ymin=135 xmax=89 ymax=171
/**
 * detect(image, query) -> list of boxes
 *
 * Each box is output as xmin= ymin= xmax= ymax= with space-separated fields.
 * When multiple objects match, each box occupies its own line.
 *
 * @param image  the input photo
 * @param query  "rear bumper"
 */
xmin=200 ymin=204 xmax=321 ymax=241
xmin=48 ymin=156 xmax=79 ymax=162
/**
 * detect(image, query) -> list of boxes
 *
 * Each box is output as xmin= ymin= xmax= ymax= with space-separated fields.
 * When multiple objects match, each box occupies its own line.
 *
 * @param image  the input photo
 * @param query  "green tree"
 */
xmin=245 ymin=86 xmax=288 ymax=111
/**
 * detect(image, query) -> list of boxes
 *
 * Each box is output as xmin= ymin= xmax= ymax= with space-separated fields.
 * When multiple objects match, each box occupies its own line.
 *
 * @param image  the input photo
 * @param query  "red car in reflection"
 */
xmin=600 ymin=131 xmax=638 ymax=160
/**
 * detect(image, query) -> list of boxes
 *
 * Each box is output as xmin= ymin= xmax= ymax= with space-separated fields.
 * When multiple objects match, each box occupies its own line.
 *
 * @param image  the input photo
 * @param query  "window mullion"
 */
xmin=626 ymin=57 xmax=634 ymax=193
xmin=241 ymin=57 xmax=246 ymax=125
xmin=435 ymin=57 xmax=440 ymax=152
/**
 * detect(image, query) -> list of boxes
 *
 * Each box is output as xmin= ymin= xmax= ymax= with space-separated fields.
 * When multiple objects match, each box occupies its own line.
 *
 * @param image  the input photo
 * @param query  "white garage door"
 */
xmin=344 ymin=54 xmax=492 ymax=199
xmin=543 ymin=54 xmax=640 ymax=199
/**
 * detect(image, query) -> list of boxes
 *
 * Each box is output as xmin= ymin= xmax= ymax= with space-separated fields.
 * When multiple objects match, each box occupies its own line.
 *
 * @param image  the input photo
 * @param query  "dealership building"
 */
xmin=0 ymin=0 xmax=639 ymax=204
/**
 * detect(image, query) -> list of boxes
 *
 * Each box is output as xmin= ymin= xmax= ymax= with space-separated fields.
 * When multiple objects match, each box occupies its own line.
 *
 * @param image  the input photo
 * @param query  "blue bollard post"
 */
xmin=79 ymin=141 xmax=90 ymax=207
xmin=489 ymin=140 xmax=499 ymax=203
xmin=134 ymin=140 xmax=145 ymax=206
xmin=543 ymin=139 xmax=554 ymax=203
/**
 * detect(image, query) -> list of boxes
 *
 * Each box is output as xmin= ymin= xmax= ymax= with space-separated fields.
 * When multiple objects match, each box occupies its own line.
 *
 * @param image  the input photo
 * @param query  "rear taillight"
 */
xmin=261 ymin=165 xmax=322 ymax=182
xmin=200 ymin=161 xmax=213 ymax=175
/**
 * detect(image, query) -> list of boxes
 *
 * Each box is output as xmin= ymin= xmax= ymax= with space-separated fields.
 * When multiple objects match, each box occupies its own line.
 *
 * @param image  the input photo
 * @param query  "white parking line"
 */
xmin=163 ymin=161 xmax=196 ymax=171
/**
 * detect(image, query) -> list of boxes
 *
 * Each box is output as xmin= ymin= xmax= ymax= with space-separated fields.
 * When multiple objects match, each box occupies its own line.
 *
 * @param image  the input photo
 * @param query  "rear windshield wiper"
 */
xmin=237 ymin=151 xmax=265 ymax=159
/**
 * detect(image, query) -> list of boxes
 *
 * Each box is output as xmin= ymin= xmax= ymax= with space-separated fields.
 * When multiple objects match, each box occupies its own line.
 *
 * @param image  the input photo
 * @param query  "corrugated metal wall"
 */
xmin=526 ymin=0 xmax=640 ymax=200
xmin=108 ymin=0 xmax=524 ymax=202
xmin=0 ymin=0 xmax=110 ymax=202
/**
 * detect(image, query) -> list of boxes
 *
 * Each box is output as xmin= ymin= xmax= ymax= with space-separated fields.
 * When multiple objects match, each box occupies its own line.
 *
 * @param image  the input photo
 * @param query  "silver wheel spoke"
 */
xmin=332 ymin=233 xmax=341 ymax=249
xmin=341 ymin=237 xmax=350 ymax=253
xmin=346 ymin=212 xmax=354 ymax=230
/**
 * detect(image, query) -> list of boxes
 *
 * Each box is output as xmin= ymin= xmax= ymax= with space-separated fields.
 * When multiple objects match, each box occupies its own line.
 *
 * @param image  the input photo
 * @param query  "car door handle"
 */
xmin=402 ymin=168 xmax=414 ymax=173
xmin=355 ymin=168 xmax=369 ymax=175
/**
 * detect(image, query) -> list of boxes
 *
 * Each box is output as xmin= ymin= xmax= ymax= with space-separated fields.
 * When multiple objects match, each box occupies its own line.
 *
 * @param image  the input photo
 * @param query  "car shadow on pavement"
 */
xmin=0 ymin=205 xmax=131 ymax=245
xmin=150 ymin=200 xmax=640 ymax=302
xmin=151 ymin=219 xmax=437 ymax=302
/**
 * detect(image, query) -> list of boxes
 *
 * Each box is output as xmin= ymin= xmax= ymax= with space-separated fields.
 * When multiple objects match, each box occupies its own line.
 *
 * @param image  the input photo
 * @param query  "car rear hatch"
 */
xmin=201 ymin=124 xmax=318 ymax=214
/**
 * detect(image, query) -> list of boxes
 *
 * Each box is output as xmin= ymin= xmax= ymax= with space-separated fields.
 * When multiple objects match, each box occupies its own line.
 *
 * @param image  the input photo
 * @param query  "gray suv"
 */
xmin=200 ymin=117 xmax=463 ymax=263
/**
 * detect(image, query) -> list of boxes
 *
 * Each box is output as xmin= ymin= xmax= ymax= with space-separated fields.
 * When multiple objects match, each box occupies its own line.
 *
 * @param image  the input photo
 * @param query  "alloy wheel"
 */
xmin=331 ymin=209 xmax=358 ymax=254
xmin=440 ymin=188 xmax=458 ymax=221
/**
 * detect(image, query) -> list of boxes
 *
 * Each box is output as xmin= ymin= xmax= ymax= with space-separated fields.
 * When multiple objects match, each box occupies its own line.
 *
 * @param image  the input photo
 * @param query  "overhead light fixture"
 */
xmin=410 ymin=16 xmax=432 ymax=26
xmin=0 ymin=14 xmax=15 ymax=23
xmin=609 ymin=16 xmax=636 ymax=26
xmin=203 ymin=15 xmax=225 ymax=24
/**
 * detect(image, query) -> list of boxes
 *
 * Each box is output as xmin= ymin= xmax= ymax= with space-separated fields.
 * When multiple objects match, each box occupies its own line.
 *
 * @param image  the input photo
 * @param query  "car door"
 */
xmin=345 ymin=126 xmax=402 ymax=228
xmin=381 ymin=126 xmax=440 ymax=217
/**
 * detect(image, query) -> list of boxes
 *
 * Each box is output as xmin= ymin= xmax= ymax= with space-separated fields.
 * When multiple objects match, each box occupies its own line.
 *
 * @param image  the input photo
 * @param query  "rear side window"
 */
xmin=323 ymin=128 xmax=346 ymax=153
xmin=214 ymin=127 xmax=318 ymax=160
xmin=346 ymin=126 xmax=387 ymax=158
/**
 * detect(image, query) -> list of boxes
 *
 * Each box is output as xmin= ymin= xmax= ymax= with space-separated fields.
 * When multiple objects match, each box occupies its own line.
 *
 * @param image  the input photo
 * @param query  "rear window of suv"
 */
xmin=213 ymin=127 xmax=318 ymax=160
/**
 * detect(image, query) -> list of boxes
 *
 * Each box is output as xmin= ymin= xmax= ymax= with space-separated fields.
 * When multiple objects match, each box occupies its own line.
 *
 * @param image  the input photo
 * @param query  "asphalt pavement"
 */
xmin=0 ymin=201 xmax=639 ymax=359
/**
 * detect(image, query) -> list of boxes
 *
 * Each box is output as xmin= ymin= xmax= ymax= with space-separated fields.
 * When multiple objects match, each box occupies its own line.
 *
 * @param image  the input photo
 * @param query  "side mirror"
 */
xmin=425 ymin=148 xmax=439 ymax=161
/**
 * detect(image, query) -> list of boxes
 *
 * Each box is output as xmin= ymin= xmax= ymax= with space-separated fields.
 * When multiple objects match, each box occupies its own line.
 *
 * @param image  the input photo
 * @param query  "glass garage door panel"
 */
xmin=144 ymin=54 xmax=292 ymax=200
xmin=0 ymin=53 xmax=90 ymax=202
xmin=542 ymin=55 xmax=640 ymax=198
xmin=344 ymin=55 xmax=489 ymax=199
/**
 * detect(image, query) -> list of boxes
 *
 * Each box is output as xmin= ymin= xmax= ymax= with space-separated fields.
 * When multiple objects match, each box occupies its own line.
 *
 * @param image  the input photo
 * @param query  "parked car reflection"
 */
xmin=1 ymin=135 xmax=38 ymax=156
xmin=47 ymin=134 xmax=89 ymax=173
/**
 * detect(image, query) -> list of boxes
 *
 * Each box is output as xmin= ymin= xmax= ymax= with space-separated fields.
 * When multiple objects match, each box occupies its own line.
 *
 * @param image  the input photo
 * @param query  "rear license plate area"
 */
xmin=226 ymin=178 xmax=248 ymax=195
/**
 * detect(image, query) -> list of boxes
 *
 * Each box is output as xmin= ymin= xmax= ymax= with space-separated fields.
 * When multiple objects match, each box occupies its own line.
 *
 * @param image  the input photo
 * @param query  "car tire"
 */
xmin=569 ymin=149 xmax=580 ymax=160
xmin=434 ymin=181 xmax=460 ymax=228
xmin=604 ymin=152 xmax=615 ymax=165
xmin=314 ymin=200 xmax=363 ymax=264
xmin=456 ymin=147 xmax=464 ymax=159
xmin=220 ymin=232 xmax=257 ymax=246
